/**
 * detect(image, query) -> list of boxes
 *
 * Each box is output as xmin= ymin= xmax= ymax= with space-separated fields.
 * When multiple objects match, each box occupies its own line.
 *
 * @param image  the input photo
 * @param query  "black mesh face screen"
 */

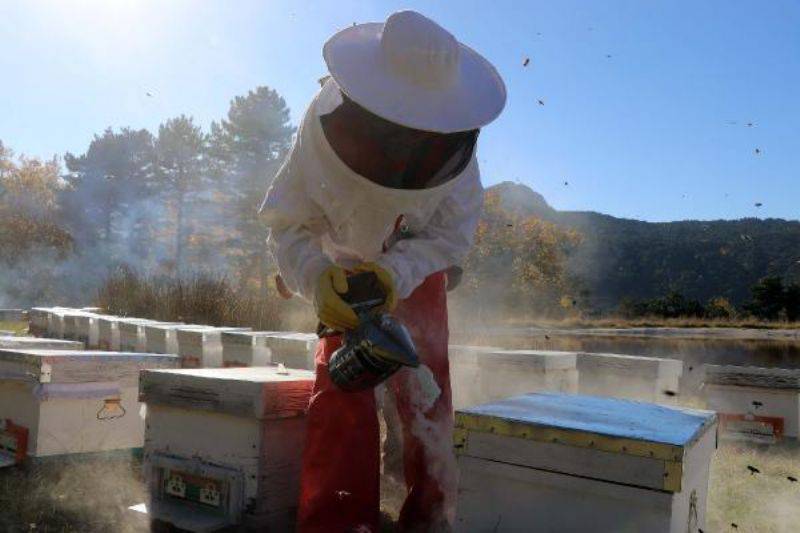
xmin=320 ymin=92 xmax=478 ymax=190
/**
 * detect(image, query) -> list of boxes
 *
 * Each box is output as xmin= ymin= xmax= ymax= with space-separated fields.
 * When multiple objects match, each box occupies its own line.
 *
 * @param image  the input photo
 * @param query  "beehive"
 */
xmin=704 ymin=364 xmax=800 ymax=441
xmin=175 ymin=326 xmax=251 ymax=368
xmin=118 ymin=319 xmax=159 ymax=352
xmin=0 ymin=309 xmax=25 ymax=322
xmin=475 ymin=350 xmax=579 ymax=405
xmin=576 ymin=352 xmax=684 ymax=402
xmin=120 ymin=320 xmax=184 ymax=353
xmin=257 ymin=332 xmax=318 ymax=371
xmin=97 ymin=315 xmax=122 ymax=350
xmin=61 ymin=311 xmax=98 ymax=343
xmin=28 ymin=307 xmax=52 ymax=336
xmin=139 ymin=366 xmax=314 ymax=531
xmin=448 ymin=345 xmax=504 ymax=409
xmin=74 ymin=314 xmax=102 ymax=348
xmin=0 ymin=349 xmax=179 ymax=462
xmin=454 ymin=393 xmax=718 ymax=533
xmin=221 ymin=331 xmax=285 ymax=368
xmin=45 ymin=307 xmax=71 ymax=339
xmin=144 ymin=323 xmax=190 ymax=355
xmin=0 ymin=336 xmax=84 ymax=351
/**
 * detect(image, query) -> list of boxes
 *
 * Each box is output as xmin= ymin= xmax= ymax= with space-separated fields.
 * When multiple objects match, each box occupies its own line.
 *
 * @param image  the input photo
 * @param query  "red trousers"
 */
xmin=297 ymin=271 xmax=456 ymax=532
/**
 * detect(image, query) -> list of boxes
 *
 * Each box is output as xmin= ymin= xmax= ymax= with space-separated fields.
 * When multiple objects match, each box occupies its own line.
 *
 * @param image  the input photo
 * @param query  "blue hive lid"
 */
xmin=458 ymin=393 xmax=716 ymax=447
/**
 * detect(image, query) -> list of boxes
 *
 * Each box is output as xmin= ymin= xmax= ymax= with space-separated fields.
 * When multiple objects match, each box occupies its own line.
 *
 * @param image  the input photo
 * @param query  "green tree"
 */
xmin=154 ymin=115 xmax=208 ymax=272
xmin=745 ymin=276 xmax=785 ymax=321
xmin=208 ymin=87 xmax=294 ymax=295
xmin=784 ymin=284 xmax=800 ymax=322
xmin=62 ymin=128 xmax=155 ymax=256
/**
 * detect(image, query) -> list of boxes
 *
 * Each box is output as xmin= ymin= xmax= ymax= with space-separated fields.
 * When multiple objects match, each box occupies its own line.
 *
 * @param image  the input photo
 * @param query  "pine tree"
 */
xmin=208 ymin=87 xmax=294 ymax=294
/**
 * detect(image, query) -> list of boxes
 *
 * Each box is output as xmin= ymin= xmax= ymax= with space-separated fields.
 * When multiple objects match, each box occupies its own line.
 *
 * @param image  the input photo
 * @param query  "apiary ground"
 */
xmin=0 ymin=440 xmax=798 ymax=532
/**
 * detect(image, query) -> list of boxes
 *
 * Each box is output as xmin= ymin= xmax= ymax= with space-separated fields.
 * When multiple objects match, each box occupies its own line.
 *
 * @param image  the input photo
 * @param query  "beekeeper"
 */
xmin=260 ymin=10 xmax=505 ymax=532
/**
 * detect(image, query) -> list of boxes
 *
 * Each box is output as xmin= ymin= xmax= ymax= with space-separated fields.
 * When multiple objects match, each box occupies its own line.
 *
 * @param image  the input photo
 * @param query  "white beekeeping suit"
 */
xmin=260 ymin=79 xmax=484 ymax=301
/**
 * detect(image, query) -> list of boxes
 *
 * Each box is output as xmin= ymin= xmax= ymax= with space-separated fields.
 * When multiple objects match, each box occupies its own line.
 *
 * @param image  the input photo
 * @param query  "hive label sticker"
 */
xmin=40 ymin=363 xmax=52 ymax=383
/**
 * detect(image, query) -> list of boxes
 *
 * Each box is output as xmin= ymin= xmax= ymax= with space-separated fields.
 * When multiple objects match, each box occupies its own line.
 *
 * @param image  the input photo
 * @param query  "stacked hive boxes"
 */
xmin=97 ymin=316 xmax=122 ymax=351
xmin=576 ymin=352 xmax=683 ymax=402
xmin=144 ymin=323 xmax=189 ymax=355
xmin=704 ymin=364 xmax=800 ymax=442
xmin=75 ymin=314 xmax=101 ymax=348
xmin=139 ymin=366 xmax=314 ymax=531
xmin=257 ymin=333 xmax=318 ymax=371
xmin=28 ymin=308 xmax=52 ymax=336
xmin=175 ymin=326 xmax=251 ymax=368
xmin=454 ymin=393 xmax=718 ymax=533
xmin=221 ymin=331 xmax=280 ymax=367
xmin=0 ymin=349 xmax=178 ymax=463
xmin=448 ymin=345 xmax=504 ymax=409
xmin=119 ymin=320 xmax=185 ymax=353
xmin=61 ymin=310 xmax=98 ymax=344
xmin=474 ymin=350 xmax=579 ymax=404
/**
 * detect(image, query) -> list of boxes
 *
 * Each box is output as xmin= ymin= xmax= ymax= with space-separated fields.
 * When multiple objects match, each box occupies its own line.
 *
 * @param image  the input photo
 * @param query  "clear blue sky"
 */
xmin=1 ymin=0 xmax=798 ymax=222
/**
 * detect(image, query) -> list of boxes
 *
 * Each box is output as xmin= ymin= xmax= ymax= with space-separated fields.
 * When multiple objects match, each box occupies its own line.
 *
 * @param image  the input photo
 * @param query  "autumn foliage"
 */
xmin=460 ymin=189 xmax=582 ymax=314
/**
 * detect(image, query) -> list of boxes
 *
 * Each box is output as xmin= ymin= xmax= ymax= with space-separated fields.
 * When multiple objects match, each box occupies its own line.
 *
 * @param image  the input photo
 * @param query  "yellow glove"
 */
xmin=314 ymin=265 xmax=359 ymax=331
xmin=354 ymin=262 xmax=398 ymax=312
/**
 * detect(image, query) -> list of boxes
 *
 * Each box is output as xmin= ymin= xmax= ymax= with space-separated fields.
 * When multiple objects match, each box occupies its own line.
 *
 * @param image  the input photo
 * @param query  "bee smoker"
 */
xmin=322 ymin=271 xmax=419 ymax=392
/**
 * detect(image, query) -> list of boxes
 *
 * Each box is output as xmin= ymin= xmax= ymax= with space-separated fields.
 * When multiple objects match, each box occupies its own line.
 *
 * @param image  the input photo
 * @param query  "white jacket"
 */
xmin=260 ymin=80 xmax=484 ymax=301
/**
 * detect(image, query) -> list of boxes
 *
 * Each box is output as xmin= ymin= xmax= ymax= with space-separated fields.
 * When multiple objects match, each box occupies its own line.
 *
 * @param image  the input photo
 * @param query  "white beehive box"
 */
xmin=61 ymin=311 xmax=99 ymax=344
xmin=75 ymin=314 xmax=102 ymax=348
xmin=0 ymin=336 xmax=84 ymax=351
xmin=0 ymin=349 xmax=179 ymax=462
xmin=118 ymin=319 xmax=160 ymax=352
xmin=454 ymin=393 xmax=718 ymax=533
xmin=576 ymin=352 xmax=684 ymax=402
xmin=704 ymin=364 xmax=800 ymax=442
xmin=221 ymin=331 xmax=282 ymax=368
xmin=145 ymin=323 xmax=191 ymax=355
xmin=448 ymin=345 xmax=504 ymax=409
xmin=45 ymin=307 xmax=72 ymax=339
xmin=28 ymin=307 xmax=53 ymax=337
xmin=97 ymin=315 xmax=123 ymax=350
xmin=474 ymin=350 xmax=579 ymax=405
xmin=175 ymin=326 xmax=251 ymax=368
xmin=0 ymin=309 xmax=25 ymax=322
xmin=139 ymin=366 xmax=314 ymax=531
xmin=258 ymin=332 xmax=318 ymax=371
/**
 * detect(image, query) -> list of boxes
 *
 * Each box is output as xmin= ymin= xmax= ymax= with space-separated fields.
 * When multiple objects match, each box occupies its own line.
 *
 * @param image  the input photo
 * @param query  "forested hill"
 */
xmin=489 ymin=181 xmax=800 ymax=308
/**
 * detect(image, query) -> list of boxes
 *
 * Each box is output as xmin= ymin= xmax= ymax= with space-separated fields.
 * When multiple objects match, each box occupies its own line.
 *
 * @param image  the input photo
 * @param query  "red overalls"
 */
xmin=297 ymin=271 xmax=455 ymax=532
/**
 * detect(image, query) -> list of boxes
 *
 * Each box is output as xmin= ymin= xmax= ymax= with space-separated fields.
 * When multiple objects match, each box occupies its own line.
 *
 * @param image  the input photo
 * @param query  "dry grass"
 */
xmin=493 ymin=315 xmax=800 ymax=330
xmin=708 ymin=441 xmax=800 ymax=533
xmin=96 ymin=266 xmax=316 ymax=332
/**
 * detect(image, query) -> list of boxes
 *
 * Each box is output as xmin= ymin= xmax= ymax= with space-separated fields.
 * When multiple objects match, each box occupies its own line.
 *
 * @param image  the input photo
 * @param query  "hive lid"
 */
xmin=0 ymin=349 xmax=179 ymax=384
xmin=458 ymin=393 xmax=715 ymax=448
xmin=455 ymin=393 xmax=717 ymax=492
xmin=484 ymin=350 xmax=577 ymax=370
xmin=0 ymin=336 xmax=84 ymax=350
xmin=704 ymin=364 xmax=800 ymax=390
xmin=140 ymin=366 xmax=315 ymax=419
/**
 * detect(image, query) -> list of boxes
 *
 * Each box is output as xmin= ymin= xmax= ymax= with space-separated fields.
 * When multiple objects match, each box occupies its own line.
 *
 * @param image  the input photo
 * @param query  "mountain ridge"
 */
xmin=487 ymin=181 xmax=800 ymax=308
